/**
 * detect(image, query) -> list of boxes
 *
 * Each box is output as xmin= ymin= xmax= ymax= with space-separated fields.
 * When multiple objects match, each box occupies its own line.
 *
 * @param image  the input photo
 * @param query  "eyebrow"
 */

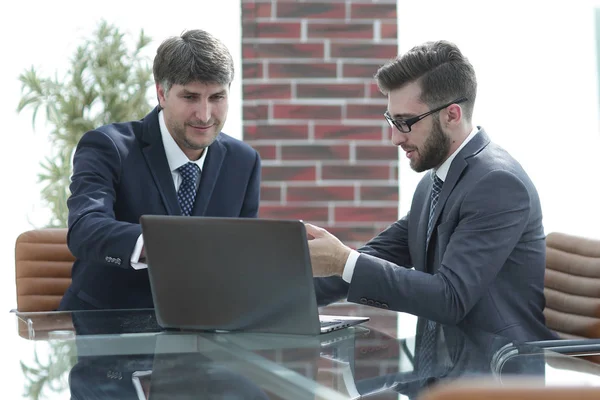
xmin=180 ymin=89 xmax=199 ymax=96
xmin=179 ymin=89 xmax=227 ymax=97
xmin=390 ymin=112 xmax=417 ymax=119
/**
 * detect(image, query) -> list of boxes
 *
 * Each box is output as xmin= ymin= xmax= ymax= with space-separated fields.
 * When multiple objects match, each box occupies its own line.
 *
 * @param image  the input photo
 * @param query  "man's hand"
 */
xmin=304 ymin=223 xmax=352 ymax=277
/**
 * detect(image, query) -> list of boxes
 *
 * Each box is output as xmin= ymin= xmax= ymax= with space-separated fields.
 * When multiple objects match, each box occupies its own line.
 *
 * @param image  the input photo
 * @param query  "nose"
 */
xmin=391 ymin=129 xmax=408 ymax=146
xmin=195 ymin=99 xmax=211 ymax=123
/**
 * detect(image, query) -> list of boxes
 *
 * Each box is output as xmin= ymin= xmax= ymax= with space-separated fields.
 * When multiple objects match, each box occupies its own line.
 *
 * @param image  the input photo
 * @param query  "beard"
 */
xmin=168 ymin=117 xmax=221 ymax=151
xmin=410 ymin=116 xmax=451 ymax=173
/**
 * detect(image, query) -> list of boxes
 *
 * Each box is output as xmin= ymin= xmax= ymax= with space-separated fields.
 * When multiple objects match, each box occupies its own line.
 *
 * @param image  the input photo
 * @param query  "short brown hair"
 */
xmin=375 ymin=40 xmax=477 ymax=121
xmin=153 ymin=29 xmax=234 ymax=93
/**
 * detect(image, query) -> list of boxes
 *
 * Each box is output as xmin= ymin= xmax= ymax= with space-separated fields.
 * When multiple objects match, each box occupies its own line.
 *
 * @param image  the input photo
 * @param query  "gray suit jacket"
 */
xmin=315 ymin=129 xmax=555 ymax=342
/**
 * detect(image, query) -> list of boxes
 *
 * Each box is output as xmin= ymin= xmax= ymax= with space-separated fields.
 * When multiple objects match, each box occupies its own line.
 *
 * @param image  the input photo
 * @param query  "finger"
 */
xmin=304 ymin=223 xmax=325 ymax=238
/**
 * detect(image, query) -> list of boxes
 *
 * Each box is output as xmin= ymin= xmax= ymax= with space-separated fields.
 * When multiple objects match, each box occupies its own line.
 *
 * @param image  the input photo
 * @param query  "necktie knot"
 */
xmin=432 ymin=173 xmax=443 ymax=197
xmin=176 ymin=162 xmax=201 ymax=216
xmin=177 ymin=162 xmax=200 ymax=183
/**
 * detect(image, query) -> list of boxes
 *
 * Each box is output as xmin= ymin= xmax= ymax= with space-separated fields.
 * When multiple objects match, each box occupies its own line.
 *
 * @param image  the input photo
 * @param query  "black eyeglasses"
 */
xmin=384 ymin=97 xmax=468 ymax=133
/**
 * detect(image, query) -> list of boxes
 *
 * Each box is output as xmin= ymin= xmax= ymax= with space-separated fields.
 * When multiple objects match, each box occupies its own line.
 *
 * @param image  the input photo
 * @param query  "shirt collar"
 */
xmin=158 ymin=110 xmax=208 ymax=172
xmin=434 ymin=126 xmax=479 ymax=182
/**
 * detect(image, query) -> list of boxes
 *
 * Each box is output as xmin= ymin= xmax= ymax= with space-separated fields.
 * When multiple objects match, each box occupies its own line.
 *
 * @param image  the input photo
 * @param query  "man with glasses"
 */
xmin=308 ymin=40 xmax=555 ymax=342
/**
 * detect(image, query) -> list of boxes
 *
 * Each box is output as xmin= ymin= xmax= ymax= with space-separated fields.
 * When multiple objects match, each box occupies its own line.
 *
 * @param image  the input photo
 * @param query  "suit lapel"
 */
xmin=140 ymin=108 xmax=180 ymax=215
xmin=427 ymin=129 xmax=491 ymax=247
xmin=192 ymin=136 xmax=227 ymax=216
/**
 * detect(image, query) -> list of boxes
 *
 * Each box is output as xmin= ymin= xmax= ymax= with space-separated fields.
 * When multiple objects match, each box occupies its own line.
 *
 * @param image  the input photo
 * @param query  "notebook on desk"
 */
xmin=140 ymin=216 xmax=369 ymax=335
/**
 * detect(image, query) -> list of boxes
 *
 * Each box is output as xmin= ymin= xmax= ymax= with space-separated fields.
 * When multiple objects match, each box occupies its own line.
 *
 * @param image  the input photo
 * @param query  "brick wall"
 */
xmin=241 ymin=0 xmax=399 ymax=250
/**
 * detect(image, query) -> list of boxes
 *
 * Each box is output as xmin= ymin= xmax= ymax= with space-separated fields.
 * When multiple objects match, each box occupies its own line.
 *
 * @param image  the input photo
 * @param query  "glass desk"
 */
xmin=8 ymin=304 xmax=600 ymax=399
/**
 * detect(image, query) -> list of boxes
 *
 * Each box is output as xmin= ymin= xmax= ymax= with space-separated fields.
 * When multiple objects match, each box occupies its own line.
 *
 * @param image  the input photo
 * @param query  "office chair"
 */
xmin=15 ymin=228 xmax=73 ymax=312
xmin=418 ymin=383 xmax=600 ymax=400
xmin=543 ymin=232 xmax=600 ymax=339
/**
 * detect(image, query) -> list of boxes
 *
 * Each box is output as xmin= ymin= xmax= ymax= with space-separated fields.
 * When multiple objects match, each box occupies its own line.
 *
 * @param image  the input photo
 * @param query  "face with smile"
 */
xmin=387 ymin=82 xmax=452 ymax=173
xmin=157 ymin=81 xmax=229 ymax=160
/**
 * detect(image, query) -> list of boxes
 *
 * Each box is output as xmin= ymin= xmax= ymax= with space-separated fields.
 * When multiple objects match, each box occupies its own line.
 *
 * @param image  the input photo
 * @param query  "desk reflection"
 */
xmin=62 ymin=310 xmax=548 ymax=399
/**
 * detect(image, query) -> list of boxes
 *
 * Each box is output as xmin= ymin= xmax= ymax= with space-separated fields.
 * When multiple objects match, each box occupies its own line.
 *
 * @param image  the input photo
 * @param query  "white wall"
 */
xmin=397 ymin=0 xmax=600 ymax=240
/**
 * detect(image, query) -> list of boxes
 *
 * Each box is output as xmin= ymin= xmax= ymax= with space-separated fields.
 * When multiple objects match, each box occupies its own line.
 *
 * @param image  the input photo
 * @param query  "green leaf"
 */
xmin=16 ymin=19 xmax=153 ymax=230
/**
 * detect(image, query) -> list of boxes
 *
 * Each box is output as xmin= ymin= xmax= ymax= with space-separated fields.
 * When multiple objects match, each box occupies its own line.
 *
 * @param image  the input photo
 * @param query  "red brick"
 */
xmin=277 ymin=3 xmax=345 ymax=19
xmin=381 ymin=22 xmax=398 ymax=40
xmin=343 ymin=62 xmax=385 ymax=78
xmin=322 ymin=165 xmax=390 ymax=180
xmin=269 ymin=62 xmax=337 ymax=79
xmin=242 ymin=2 xmax=272 ymax=19
xmin=243 ymin=104 xmax=269 ymax=121
xmin=361 ymin=186 xmax=399 ymax=202
xmin=374 ymin=222 xmax=394 ymax=233
xmin=331 ymin=43 xmax=397 ymax=59
xmin=260 ymin=186 xmax=282 ymax=202
xmin=335 ymin=206 xmax=398 ymax=222
xmin=346 ymin=104 xmax=385 ymax=120
xmin=307 ymin=22 xmax=373 ymax=39
xmin=252 ymin=144 xmax=277 ymax=160
xmin=368 ymin=82 xmax=385 ymax=98
xmin=356 ymin=145 xmax=398 ymax=160
xmin=350 ymin=3 xmax=397 ymax=19
xmin=242 ymin=21 xmax=301 ymax=39
xmin=391 ymin=163 xmax=398 ymax=180
xmin=244 ymin=124 xmax=309 ymax=140
xmin=259 ymin=205 xmax=328 ymax=221
xmin=281 ymin=144 xmax=349 ymax=161
xmin=243 ymin=83 xmax=292 ymax=100
xmin=287 ymin=186 xmax=354 ymax=202
xmin=326 ymin=226 xmax=378 ymax=243
xmin=242 ymin=62 xmax=263 ymax=79
xmin=314 ymin=124 xmax=383 ymax=140
xmin=296 ymin=83 xmax=364 ymax=99
xmin=262 ymin=165 xmax=316 ymax=182
xmin=273 ymin=104 xmax=341 ymax=120
xmin=243 ymin=43 xmax=324 ymax=59
xmin=383 ymin=125 xmax=393 ymax=142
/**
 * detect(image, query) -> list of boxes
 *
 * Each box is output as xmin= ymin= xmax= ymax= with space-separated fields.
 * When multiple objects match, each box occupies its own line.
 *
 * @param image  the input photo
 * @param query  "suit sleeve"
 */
xmin=358 ymin=212 xmax=412 ymax=267
xmin=313 ymin=212 xmax=413 ymax=306
xmin=239 ymin=150 xmax=261 ymax=218
xmin=66 ymin=130 xmax=142 ymax=268
xmin=347 ymin=170 xmax=531 ymax=324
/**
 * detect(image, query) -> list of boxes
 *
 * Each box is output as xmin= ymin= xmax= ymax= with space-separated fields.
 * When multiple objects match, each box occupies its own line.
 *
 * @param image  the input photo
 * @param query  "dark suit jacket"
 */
xmin=59 ymin=107 xmax=261 ymax=310
xmin=315 ymin=129 xmax=556 ymax=342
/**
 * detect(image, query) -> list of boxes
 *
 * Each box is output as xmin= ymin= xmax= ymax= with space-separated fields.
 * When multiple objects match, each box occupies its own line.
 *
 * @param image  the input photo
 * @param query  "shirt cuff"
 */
xmin=130 ymin=234 xmax=148 ymax=270
xmin=342 ymin=250 xmax=360 ymax=283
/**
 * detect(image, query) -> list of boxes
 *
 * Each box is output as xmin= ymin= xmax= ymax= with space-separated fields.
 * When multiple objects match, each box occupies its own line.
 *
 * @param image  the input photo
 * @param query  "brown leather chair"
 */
xmin=15 ymin=228 xmax=74 ymax=312
xmin=418 ymin=383 xmax=600 ymax=400
xmin=544 ymin=232 xmax=600 ymax=339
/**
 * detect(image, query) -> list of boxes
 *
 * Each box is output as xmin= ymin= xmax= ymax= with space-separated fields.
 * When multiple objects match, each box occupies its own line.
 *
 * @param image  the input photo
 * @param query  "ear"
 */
xmin=443 ymin=103 xmax=463 ymax=126
xmin=156 ymin=82 xmax=167 ymax=108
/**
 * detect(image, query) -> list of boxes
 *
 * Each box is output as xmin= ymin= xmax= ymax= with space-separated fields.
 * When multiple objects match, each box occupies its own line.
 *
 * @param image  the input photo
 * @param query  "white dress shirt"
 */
xmin=130 ymin=110 xmax=208 ymax=270
xmin=341 ymin=126 xmax=480 ymax=282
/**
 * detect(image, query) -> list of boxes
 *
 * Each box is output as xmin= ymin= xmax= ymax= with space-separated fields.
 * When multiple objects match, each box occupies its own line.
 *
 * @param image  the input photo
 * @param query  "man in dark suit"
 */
xmin=59 ymin=29 xmax=261 ymax=311
xmin=309 ymin=40 xmax=555 ymax=342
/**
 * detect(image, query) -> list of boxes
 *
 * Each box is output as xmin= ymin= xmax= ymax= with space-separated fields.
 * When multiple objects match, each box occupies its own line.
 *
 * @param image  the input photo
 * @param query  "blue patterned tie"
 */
xmin=427 ymin=173 xmax=444 ymax=242
xmin=176 ymin=162 xmax=200 ymax=216
xmin=417 ymin=319 xmax=438 ymax=380
xmin=418 ymin=173 xmax=444 ymax=380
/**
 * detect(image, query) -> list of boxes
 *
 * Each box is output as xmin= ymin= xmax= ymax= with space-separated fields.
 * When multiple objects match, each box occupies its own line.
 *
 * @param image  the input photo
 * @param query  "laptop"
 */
xmin=140 ymin=215 xmax=369 ymax=335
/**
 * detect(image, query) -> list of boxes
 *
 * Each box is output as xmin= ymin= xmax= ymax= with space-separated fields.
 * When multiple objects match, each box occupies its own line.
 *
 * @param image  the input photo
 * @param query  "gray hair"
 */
xmin=153 ymin=29 xmax=234 ymax=94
